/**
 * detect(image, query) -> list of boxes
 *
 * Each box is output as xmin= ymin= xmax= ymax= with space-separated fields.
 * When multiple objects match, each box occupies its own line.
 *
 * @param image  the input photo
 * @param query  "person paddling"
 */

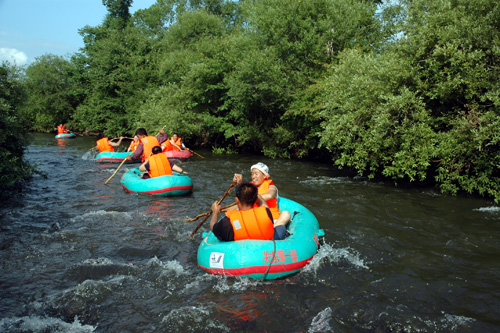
xmin=95 ymin=133 xmax=124 ymax=153
xmin=231 ymin=162 xmax=291 ymax=227
xmin=126 ymin=128 xmax=168 ymax=162
xmin=56 ymin=124 xmax=68 ymax=134
xmin=210 ymin=182 xmax=288 ymax=241
xmin=138 ymin=146 xmax=185 ymax=179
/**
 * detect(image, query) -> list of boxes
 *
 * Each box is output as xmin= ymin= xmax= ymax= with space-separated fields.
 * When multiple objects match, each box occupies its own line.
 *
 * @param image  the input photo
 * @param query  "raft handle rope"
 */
xmin=259 ymin=210 xmax=300 ymax=281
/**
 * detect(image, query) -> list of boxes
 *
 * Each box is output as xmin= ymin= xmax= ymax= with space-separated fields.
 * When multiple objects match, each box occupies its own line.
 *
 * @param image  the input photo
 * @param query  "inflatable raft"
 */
xmin=120 ymin=167 xmax=193 ymax=196
xmin=164 ymin=150 xmax=193 ymax=159
xmin=197 ymin=197 xmax=324 ymax=280
xmin=55 ymin=133 xmax=76 ymax=139
xmin=96 ymin=152 xmax=139 ymax=163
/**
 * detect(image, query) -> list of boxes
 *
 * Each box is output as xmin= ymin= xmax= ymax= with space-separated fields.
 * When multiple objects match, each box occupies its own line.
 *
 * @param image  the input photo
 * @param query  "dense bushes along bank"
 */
xmin=4 ymin=0 xmax=500 ymax=202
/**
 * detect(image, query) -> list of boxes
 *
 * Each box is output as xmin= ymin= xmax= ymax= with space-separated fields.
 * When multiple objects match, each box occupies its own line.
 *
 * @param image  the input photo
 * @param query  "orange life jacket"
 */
xmin=140 ymin=136 xmax=160 ymax=162
xmin=170 ymin=137 xmax=182 ymax=151
xmin=97 ymin=137 xmax=114 ymax=152
xmin=129 ymin=140 xmax=138 ymax=152
xmin=253 ymin=179 xmax=280 ymax=219
xmin=161 ymin=140 xmax=173 ymax=152
xmin=148 ymin=153 xmax=173 ymax=178
xmin=226 ymin=206 xmax=274 ymax=241
xmin=57 ymin=125 xmax=68 ymax=134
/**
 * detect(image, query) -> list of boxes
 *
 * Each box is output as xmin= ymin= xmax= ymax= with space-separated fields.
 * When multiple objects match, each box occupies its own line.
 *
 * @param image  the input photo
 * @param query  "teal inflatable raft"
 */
xmin=55 ymin=133 xmax=76 ymax=139
xmin=96 ymin=152 xmax=138 ymax=163
xmin=197 ymin=197 xmax=324 ymax=280
xmin=120 ymin=167 xmax=193 ymax=196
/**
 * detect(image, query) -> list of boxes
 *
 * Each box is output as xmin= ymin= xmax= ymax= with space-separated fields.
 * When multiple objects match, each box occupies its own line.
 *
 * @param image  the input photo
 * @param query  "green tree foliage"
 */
xmin=318 ymin=0 xmax=500 ymax=201
xmin=19 ymin=0 xmax=500 ymax=202
xmin=22 ymin=55 xmax=79 ymax=132
xmin=0 ymin=62 xmax=35 ymax=199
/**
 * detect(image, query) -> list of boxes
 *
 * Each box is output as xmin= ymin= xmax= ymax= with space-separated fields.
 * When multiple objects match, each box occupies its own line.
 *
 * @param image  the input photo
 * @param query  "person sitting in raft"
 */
xmin=161 ymin=139 xmax=173 ymax=152
xmin=169 ymin=133 xmax=189 ymax=152
xmin=126 ymin=128 xmax=168 ymax=162
xmin=127 ymin=135 xmax=139 ymax=152
xmin=95 ymin=133 xmax=124 ymax=153
xmin=56 ymin=124 xmax=68 ymax=134
xmin=139 ymin=146 xmax=185 ymax=179
xmin=232 ymin=162 xmax=291 ymax=227
xmin=210 ymin=182 xmax=288 ymax=241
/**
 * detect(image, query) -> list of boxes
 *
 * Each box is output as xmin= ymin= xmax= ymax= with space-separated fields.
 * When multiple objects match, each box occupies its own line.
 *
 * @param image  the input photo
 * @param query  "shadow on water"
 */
xmin=0 ymin=133 xmax=499 ymax=332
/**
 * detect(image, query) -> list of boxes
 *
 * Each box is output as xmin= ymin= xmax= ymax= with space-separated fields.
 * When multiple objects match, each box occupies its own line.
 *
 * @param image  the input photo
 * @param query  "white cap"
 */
xmin=251 ymin=162 xmax=269 ymax=178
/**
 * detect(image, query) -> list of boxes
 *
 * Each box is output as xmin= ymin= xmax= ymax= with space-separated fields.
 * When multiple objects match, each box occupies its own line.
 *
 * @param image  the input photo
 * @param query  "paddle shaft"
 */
xmin=185 ymin=202 xmax=236 ymax=222
xmin=189 ymin=149 xmax=204 ymax=159
xmin=190 ymin=182 xmax=236 ymax=238
xmin=104 ymin=154 xmax=132 ymax=184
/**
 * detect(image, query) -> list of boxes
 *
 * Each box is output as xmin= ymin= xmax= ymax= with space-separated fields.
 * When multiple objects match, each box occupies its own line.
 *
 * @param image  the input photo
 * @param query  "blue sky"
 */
xmin=0 ymin=0 xmax=157 ymax=66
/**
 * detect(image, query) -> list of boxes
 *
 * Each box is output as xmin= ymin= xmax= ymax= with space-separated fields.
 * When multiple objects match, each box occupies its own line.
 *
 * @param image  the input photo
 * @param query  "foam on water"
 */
xmin=0 ymin=315 xmax=96 ymax=332
xmin=308 ymin=307 xmax=333 ymax=332
xmin=147 ymin=256 xmax=187 ymax=276
xmin=474 ymin=206 xmax=500 ymax=213
xmin=302 ymin=242 xmax=369 ymax=275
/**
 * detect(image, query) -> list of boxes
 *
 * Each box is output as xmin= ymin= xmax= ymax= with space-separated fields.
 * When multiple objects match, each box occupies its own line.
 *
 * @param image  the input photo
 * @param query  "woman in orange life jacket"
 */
xmin=231 ymin=162 xmax=291 ymax=228
xmin=125 ymin=128 xmax=168 ymax=162
xmin=169 ymin=133 xmax=190 ymax=152
xmin=210 ymin=182 xmax=288 ymax=241
xmin=127 ymin=135 xmax=139 ymax=152
xmin=95 ymin=133 xmax=124 ymax=153
xmin=139 ymin=146 xmax=185 ymax=179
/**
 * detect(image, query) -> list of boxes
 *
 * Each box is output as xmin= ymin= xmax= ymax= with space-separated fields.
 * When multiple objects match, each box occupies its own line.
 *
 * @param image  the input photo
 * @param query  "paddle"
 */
xmin=104 ymin=153 xmax=132 ymax=185
xmin=188 ymin=148 xmax=204 ymax=159
xmin=190 ymin=182 xmax=237 ymax=238
xmin=185 ymin=202 xmax=236 ymax=222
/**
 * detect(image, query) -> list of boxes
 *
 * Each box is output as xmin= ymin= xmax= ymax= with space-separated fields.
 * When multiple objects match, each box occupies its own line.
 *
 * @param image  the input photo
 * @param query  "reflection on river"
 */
xmin=0 ymin=133 xmax=499 ymax=332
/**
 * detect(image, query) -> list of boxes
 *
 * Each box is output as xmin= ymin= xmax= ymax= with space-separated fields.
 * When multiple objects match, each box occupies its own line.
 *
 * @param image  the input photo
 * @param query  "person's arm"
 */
xmin=156 ymin=129 xmax=168 ymax=144
xmin=127 ymin=142 xmax=143 ymax=160
xmin=139 ymin=160 xmax=149 ymax=173
xmin=259 ymin=185 xmax=277 ymax=202
xmin=209 ymin=201 xmax=221 ymax=231
xmin=172 ymin=164 xmax=185 ymax=174
xmin=109 ymin=137 xmax=124 ymax=147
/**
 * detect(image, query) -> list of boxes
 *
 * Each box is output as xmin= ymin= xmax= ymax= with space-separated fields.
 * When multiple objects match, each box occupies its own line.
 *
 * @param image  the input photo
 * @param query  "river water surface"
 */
xmin=1 ymin=133 xmax=499 ymax=332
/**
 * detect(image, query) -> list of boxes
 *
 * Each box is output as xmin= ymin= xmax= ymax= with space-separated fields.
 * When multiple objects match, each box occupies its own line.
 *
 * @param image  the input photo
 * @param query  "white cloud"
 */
xmin=0 ymin=48 xmax=28 ymax=66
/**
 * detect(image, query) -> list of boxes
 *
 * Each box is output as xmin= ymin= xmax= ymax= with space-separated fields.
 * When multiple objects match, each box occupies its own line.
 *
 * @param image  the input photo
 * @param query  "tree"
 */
xmin=23 ymin=55 xmax=78 ymax=132
xmin=0 ymin=61 xmax=34 ymax=199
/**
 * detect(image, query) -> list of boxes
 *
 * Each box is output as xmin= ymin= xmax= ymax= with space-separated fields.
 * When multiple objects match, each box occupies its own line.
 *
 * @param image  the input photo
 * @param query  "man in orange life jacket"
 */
xmin=139 ymin=146 xmax=185 ymax=179
xmin=95 ymin=133 xmax=124 ymax=152
xmin=231 ymin=162 xmax=291 ymax=227
xmin=126 ymin=128 xmax=168 ymax=162
xmin=209 ymin=182 xmax=288 ymax=241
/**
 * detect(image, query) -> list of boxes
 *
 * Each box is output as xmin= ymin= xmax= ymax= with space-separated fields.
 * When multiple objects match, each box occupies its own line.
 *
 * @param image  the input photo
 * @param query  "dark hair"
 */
xmin=235 ymin=182 xmax=258 ymax=205
xmin=97 ymin=133 xmax=105 ymax=140
xmin=135 ymin=128 xmax=148 ymax=136
xmin=152 ymin=146 xmax=162 ymax=155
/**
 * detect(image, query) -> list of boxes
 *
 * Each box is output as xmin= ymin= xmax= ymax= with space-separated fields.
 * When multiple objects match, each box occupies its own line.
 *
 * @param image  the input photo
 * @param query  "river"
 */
xmin=0 ymin=133 xmax=499 ymax=332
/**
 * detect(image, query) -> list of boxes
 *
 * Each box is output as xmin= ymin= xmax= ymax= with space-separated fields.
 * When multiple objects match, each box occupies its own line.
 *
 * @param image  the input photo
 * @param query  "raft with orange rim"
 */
xmin=120 ymin=167 xmax=193 ymax=196
xmin=197 ymin=197 xmax=324 ymax=280
xmin=55 ymin=133 xmax=76 ymax=139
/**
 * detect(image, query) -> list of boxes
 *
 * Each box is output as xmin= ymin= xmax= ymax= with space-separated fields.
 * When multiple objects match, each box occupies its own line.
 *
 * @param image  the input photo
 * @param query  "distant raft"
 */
xmin=164 ymin=150 xmax=193 ymax=159
xmin=120 ymin=167 xmax=193 ymax=196
xmin=96 ymin=152 xmax=138 ymax=163
xmin=55 ymin=133 xmax=76 ymax=139
xmin=197 ymin=197 xmax=324 ymax=280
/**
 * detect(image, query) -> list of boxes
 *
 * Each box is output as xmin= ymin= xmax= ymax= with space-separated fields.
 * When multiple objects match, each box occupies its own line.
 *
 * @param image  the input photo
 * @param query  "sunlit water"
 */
xmin=0 ymin=133 xmax=499 ymax=332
